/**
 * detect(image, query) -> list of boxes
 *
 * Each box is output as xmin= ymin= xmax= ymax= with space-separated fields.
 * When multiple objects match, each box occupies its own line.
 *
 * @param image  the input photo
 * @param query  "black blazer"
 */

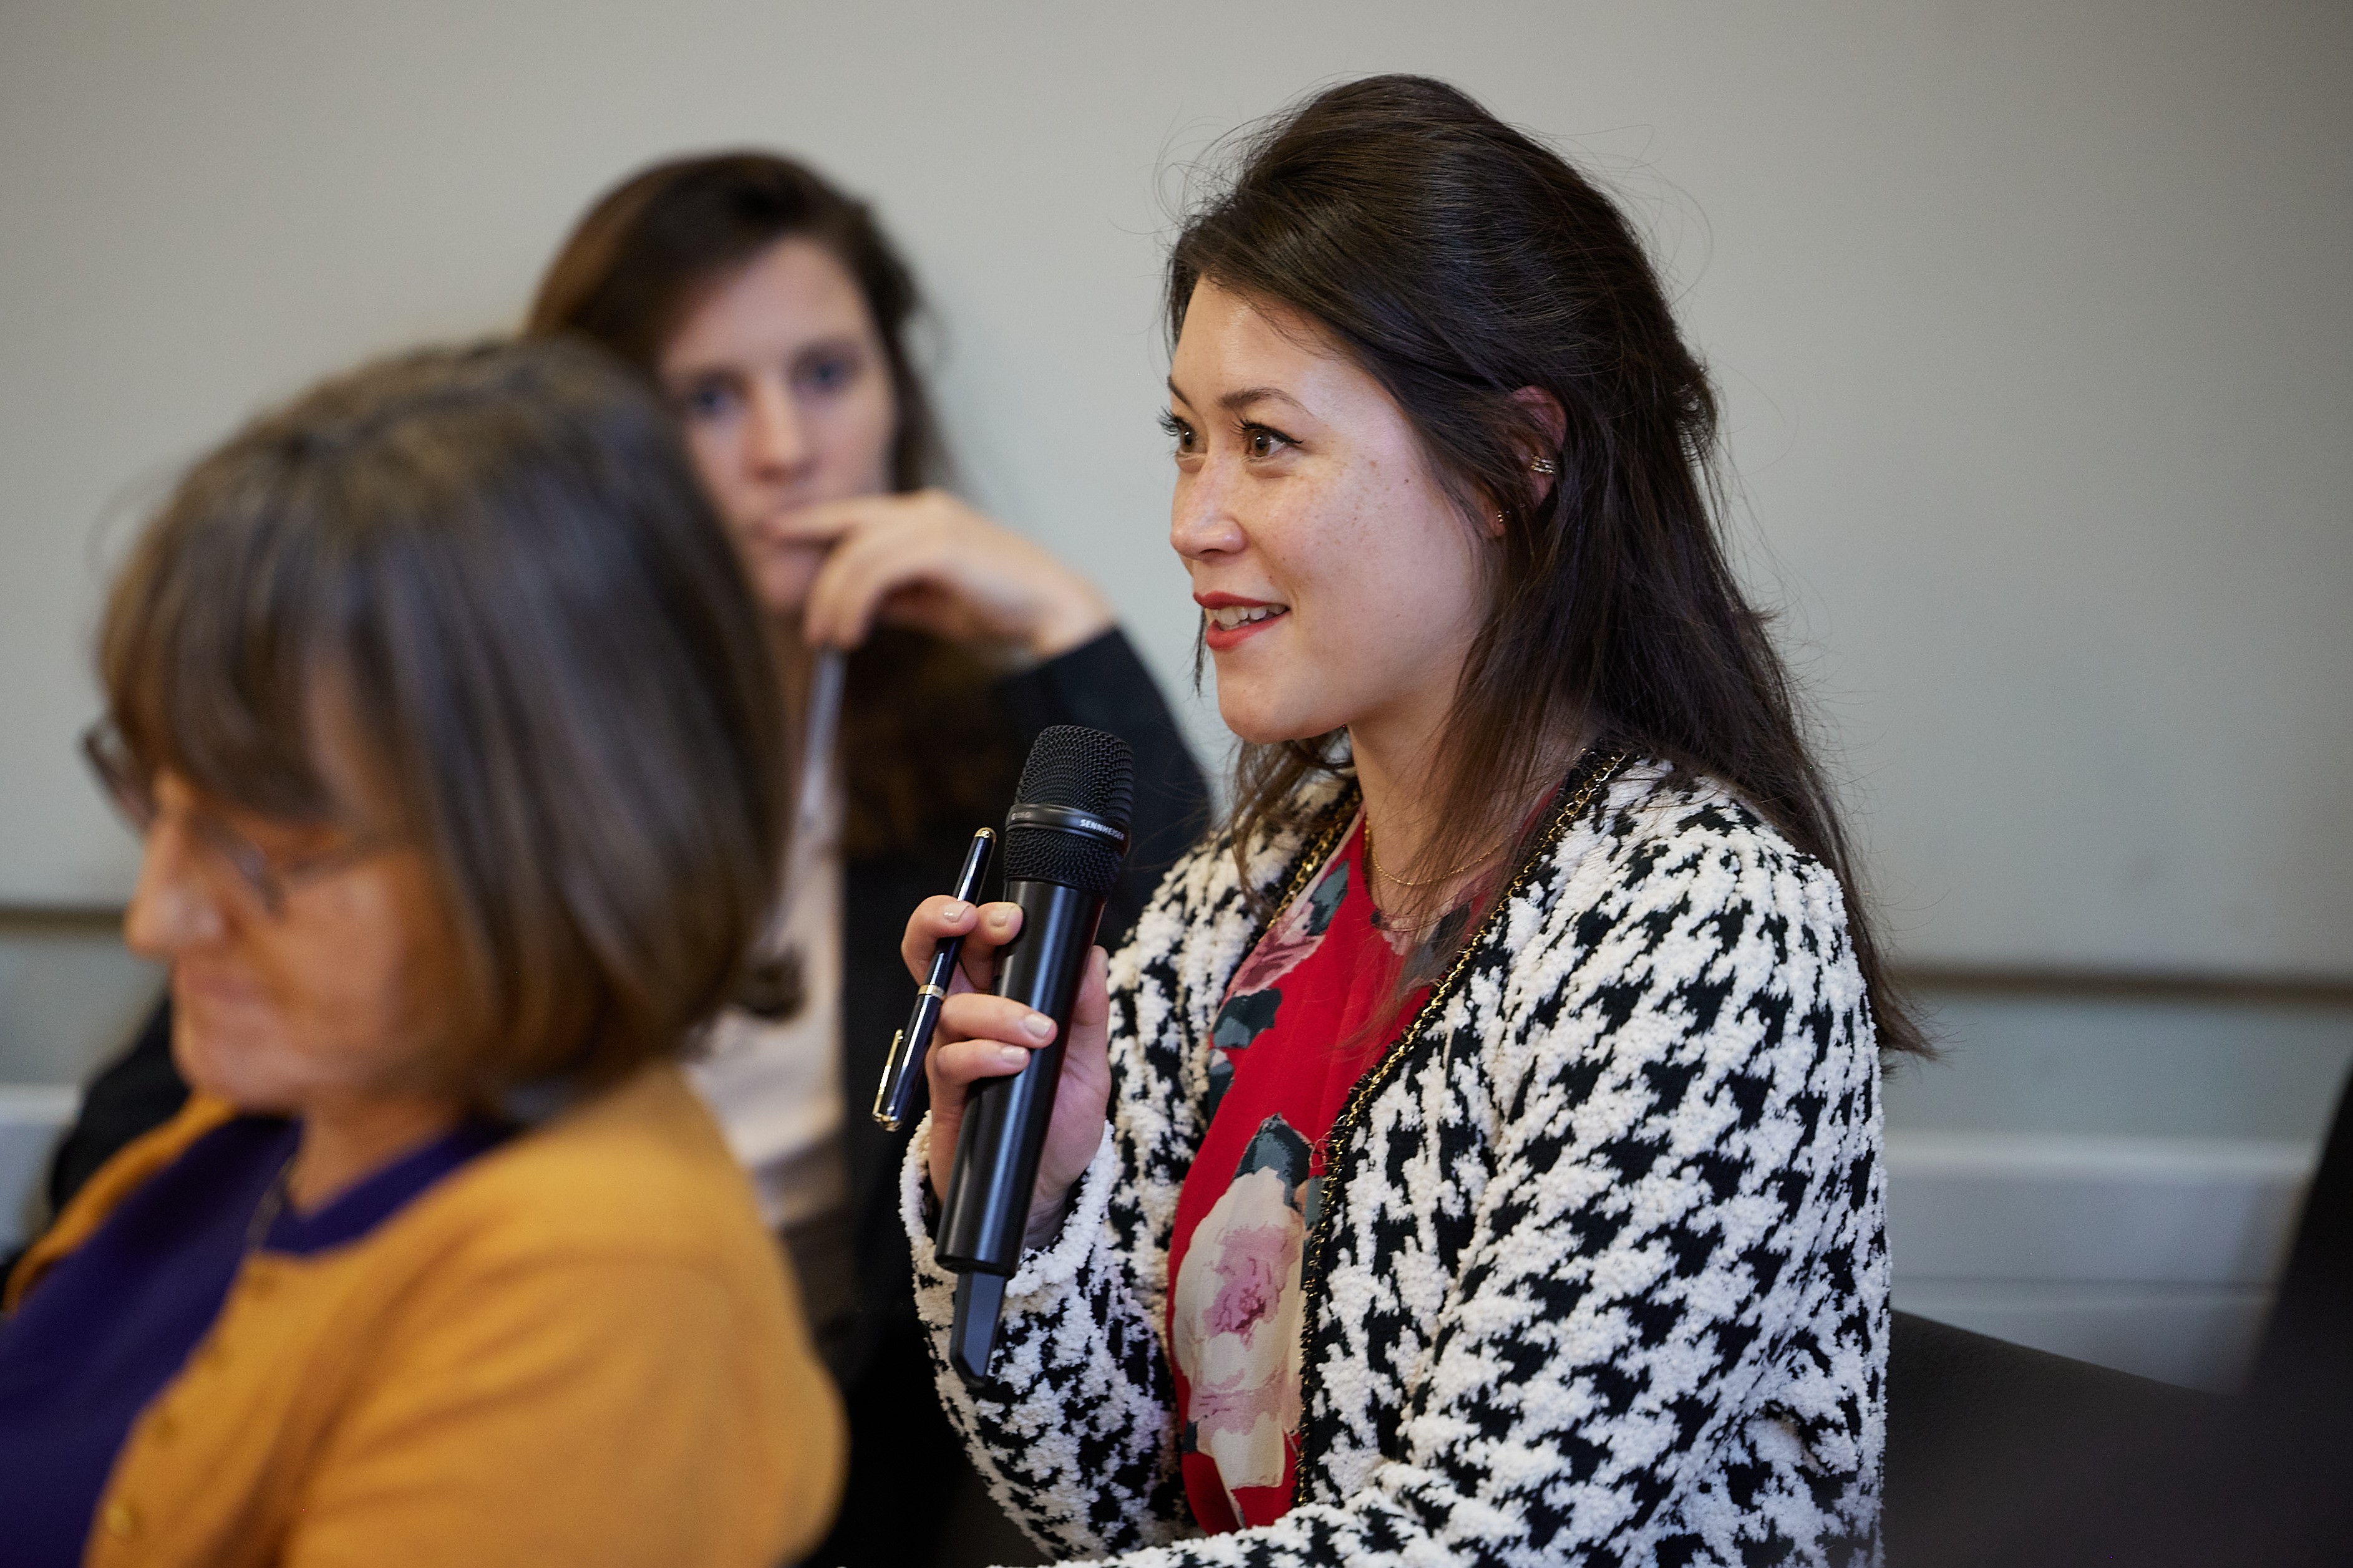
xmin=834 ymin=629 xmax=1208 ymax=1372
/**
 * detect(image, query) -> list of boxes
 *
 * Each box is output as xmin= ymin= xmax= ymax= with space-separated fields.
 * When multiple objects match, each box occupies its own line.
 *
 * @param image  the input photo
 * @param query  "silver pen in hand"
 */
xmin=872 ymin=826 xmax=996 ymax=1131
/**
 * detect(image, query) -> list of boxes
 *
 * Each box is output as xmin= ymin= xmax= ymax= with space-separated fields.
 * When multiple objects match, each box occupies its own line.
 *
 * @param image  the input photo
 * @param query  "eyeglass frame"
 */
xmin=80 ymin=720 xmax=401 ymax=919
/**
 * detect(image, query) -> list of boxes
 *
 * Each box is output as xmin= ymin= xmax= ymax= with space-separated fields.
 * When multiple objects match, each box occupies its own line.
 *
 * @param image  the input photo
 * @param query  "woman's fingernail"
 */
xmin=998 ymin=1045 xmax=1029 ymax=1068
xmin=941 ymin=901 xmax=968 ymax=921
xmin=1024 ymin=1014 xmax=1053 ymax=1041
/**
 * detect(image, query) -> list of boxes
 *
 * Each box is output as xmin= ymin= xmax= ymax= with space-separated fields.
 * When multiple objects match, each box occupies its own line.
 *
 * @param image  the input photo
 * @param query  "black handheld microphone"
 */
xmin=938 ymin=725 xmax=1133 ymax=1382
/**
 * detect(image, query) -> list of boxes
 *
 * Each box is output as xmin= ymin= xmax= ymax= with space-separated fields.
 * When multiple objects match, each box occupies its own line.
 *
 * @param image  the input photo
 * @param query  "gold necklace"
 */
xmin=245 ymin=1151 xmax=297 ymax=1254
xmin=1361 ymin=816 xmax=1505 ymax=889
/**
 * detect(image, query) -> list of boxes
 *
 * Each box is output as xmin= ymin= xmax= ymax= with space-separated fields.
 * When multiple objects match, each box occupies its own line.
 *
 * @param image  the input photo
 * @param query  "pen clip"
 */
xmin=871 ymin=826 xmax=997 ymax=1132
xmin=873 ymin=1030 xmax=910 ymax=1132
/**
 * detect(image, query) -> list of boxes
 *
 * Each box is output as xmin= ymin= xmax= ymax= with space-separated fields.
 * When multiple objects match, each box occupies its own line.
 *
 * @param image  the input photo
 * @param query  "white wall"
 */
xmin=4 ymin=2 xmax=2352 ymax=1383
xmin=3 ymin=0 xmax=2348 ymax=984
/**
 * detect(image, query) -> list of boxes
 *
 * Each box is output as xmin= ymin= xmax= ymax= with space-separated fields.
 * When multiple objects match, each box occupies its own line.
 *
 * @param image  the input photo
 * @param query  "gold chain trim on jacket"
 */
xmin=1290 ymin=747 xmax=1629 ymax=1432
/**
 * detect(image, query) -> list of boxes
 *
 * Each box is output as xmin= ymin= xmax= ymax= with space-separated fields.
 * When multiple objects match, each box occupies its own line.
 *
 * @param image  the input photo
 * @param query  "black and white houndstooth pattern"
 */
xmin=900 ymin=759 xmax=1888 ymax=1566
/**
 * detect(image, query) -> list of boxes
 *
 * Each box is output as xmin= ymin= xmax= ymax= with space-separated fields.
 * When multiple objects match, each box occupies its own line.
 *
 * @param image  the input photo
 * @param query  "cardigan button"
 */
xmin=147 ymin=1409 xmax=178 ymax=1444
xmin=103 ymin=1500 xmax=141 ymax=1537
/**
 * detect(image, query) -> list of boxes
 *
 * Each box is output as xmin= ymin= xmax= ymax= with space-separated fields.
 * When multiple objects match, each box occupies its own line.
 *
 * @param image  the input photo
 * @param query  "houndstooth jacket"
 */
xmin=900 ymin=756 xmax=1888 ymax=1566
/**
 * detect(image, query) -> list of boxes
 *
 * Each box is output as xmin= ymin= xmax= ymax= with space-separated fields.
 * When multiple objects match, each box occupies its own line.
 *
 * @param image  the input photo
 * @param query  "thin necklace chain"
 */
xmin=1361 ymin=815 xmax=1505 ymax=890
xmin=245 ymin=1151 xmax=298 ymax=1254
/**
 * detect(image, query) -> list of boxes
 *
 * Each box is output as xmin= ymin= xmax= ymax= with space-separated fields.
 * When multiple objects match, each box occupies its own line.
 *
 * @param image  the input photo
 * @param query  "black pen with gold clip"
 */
xmin=873 ymin=826 xmax=996 ymax=1131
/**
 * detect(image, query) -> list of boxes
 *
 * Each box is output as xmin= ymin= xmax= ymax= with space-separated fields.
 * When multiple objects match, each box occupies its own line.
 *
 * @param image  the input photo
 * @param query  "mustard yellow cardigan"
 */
xmin=4 ymin=1062 xmax=845 ymax=1567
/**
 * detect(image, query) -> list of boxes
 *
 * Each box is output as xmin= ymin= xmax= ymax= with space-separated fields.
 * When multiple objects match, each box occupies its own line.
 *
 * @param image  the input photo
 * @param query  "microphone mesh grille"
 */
xmin=1002 ymin=726 xmax=1135 ymax=895
xmin=1002 ymin=829 xmax=1125 ymax=894
xmin=1012 ymin=725 xmax=1135 ymax=828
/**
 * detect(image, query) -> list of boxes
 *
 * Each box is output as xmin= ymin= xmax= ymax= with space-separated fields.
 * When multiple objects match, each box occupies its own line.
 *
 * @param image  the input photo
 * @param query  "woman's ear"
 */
xmin=1511 ymin=385 xmax=1567 ymax=506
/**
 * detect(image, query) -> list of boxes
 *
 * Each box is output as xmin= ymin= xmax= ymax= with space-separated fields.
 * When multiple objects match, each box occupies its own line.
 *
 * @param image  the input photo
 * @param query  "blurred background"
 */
xmin=1 ymin=0 xmax=2346 ymax=1390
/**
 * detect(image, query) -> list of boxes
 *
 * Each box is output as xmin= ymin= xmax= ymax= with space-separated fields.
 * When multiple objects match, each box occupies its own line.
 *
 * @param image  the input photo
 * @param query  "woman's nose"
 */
xmin=744 ymin=377 xmax=814 ymax=477
xmin=1168 ymin=466 xmax=1246 ymax=562
xmin=123 ymin=815 xmax=226 ymax=960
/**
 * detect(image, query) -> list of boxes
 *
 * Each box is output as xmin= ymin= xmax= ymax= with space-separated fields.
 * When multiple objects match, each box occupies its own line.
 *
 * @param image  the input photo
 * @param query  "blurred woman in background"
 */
xmin=0 ymin=340 xmax=841 ymax=1565
xmin=34 ymin=150 xmax=1207 ymax=1565
xmin=903 ymin=76 xmax=1914 ymax=1565
xmin=524 ymin=151 xmax=1207 ymax=1564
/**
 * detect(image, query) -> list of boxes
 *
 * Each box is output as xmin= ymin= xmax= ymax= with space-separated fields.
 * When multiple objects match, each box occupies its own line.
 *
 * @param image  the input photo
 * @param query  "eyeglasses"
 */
xmin=81 ymin=720 xmax=397 ymax=918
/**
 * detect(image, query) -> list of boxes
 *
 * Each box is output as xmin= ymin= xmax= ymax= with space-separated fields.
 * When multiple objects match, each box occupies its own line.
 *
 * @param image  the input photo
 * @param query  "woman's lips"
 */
xmin=1198 ymin=597 xmax=1289 ymax=651
xmin=173 ymin=964 xmax=266 ymax=1015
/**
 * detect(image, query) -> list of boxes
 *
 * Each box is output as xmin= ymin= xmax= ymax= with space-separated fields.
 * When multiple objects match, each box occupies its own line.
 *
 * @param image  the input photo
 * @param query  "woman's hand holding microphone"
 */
xmin=902 ymin=897 xmax=1112 ymax=1249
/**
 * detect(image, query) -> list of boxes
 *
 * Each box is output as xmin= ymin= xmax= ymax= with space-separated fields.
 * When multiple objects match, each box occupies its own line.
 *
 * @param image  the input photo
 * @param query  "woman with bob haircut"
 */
xmin=903 ymin=76 xmax=1918 ymax=1564
xmin=0 ymin=340 xmax=842 ymax=1566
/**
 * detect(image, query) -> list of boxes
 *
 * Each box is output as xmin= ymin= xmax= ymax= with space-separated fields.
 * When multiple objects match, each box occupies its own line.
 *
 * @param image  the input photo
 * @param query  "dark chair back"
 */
xmin=2253 ymin=1071 xmax=2353 ymax=1401
xmin=1884 ymin=1310 xmax=2215 ymax=1567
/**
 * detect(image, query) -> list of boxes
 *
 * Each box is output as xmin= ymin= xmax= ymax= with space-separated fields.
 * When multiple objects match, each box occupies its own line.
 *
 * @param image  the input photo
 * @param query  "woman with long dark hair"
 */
xmin=526 ymin=153 xmax=1209 ymax=1562
xmin=903 ymin=76 xmax=1916 ymax=1564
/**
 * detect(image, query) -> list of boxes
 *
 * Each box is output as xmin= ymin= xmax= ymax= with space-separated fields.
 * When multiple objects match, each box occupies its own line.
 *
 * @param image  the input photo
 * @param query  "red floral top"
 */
xmin=1163 ymin=811 xmax=1464 ymax=1532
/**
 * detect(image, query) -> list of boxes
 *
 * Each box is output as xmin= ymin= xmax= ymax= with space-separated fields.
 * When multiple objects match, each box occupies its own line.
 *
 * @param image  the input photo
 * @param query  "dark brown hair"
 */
xmin=523 ymin=150 xmax=1007 ymax=854
xmin=100 ymin=339 xmax=789 ymax=1092
xmin=1171 ymin=75 xmax=1926 ymax=1057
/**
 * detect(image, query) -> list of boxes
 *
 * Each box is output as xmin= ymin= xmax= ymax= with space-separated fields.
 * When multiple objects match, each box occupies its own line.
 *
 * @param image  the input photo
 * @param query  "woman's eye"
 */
xmin=1243 ymin=423 xmax=1294 ymax=459
xmin=1159 ymin=411 xmax=1196 ymax=454
xmin=798 ymin=352 xmax=861 ymax=395
xmin=676 ymin=382 xmax=736 ymax=421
